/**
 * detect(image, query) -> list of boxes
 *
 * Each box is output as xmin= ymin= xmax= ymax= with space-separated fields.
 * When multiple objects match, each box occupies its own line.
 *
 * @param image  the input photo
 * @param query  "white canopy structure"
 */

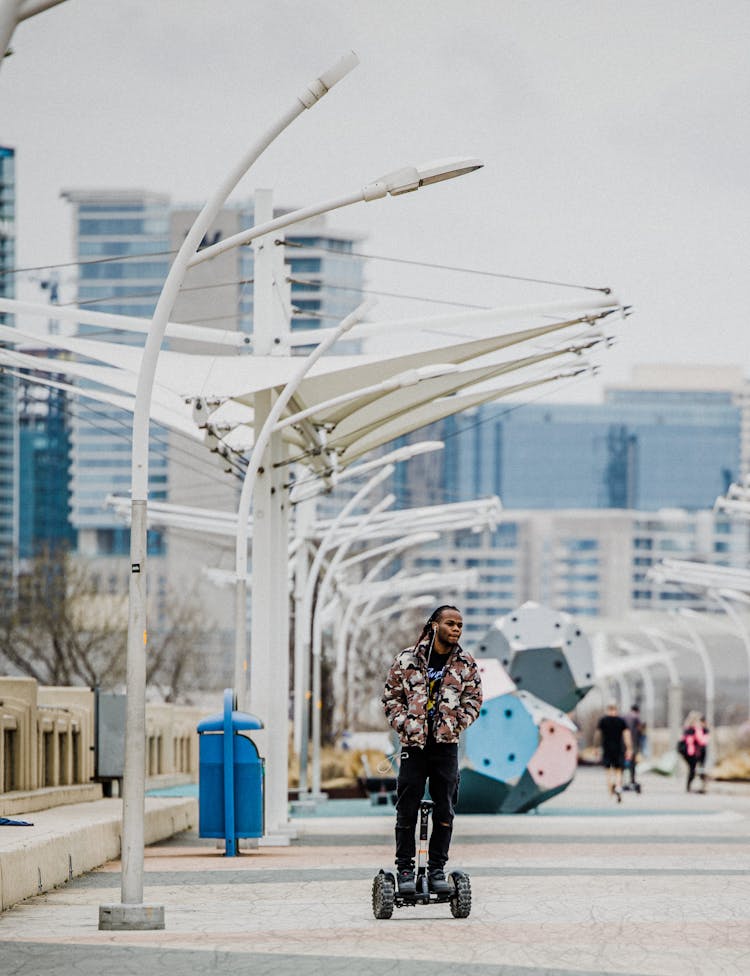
xmin=0 ymin=296 xmax=622 ymax=479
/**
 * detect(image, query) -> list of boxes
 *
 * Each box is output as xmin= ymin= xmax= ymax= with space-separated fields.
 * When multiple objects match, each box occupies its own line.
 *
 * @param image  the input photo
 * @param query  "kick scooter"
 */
xmin=372 ymin=798 xmax=471 ymax=919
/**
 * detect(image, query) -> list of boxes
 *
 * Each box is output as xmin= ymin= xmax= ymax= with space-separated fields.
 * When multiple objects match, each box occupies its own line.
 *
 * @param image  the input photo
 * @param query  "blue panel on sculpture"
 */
xmin=463 ymin=692 xmax=538 ymax=784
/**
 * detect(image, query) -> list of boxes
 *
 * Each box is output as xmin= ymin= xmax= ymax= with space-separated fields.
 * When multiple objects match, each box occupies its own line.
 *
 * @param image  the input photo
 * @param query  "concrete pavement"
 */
xmin=2 ymin=767 xmax=750 ymax=975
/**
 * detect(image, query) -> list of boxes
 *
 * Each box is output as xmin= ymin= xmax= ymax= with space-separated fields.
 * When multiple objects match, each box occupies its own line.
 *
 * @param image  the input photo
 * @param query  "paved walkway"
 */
xmin=2 ymin=767 xmax=750 ymax=975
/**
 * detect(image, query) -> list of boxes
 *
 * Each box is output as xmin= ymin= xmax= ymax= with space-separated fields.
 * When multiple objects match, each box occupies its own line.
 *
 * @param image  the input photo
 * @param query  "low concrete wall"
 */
xmin=0 ymin=795 xmax=197 ymax=912
xmin=0 ymin=783 xmax=104 ymax=817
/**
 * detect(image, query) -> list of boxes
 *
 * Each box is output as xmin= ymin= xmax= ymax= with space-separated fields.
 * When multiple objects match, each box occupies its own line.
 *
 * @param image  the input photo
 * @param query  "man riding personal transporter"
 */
xmin=372 ymin=799 xmax=472 ymax=919
xmin=378 ymin=605 xmax=481 ymax=920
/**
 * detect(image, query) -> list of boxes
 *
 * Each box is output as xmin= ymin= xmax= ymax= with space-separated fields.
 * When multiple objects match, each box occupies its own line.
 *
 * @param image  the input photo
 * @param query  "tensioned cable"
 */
xmin=0 ymin=249 xmax=179 ymax=277
xmin=59 ymin=277 xmax=255 ymax=308
xmin=287 ymin=242 xmax=611 ymax=295
xmin=2 ymin=244 xmax=609 ymax=295
xmin=43 ymin=275 xmax=482 ymax=322
xmin=288 ymin=277 xmax=488 ymax=311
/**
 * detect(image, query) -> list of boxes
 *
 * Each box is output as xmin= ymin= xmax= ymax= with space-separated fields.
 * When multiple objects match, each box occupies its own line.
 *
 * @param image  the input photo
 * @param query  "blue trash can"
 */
xmin=197 ymin=689 xmax=264 ymax=855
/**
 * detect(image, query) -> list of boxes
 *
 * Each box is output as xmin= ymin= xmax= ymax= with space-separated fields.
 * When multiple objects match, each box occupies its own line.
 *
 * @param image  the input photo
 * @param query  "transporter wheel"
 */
xmin=372 ymin=871 xmax=395 ymax=919
xmin=449 ymin=871 xmax=472 ymax=918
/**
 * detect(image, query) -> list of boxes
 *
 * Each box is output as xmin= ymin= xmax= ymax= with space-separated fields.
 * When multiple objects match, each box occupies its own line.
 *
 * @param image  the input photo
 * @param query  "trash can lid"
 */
xmin=197 ymin=710 xmax=263 ymax=733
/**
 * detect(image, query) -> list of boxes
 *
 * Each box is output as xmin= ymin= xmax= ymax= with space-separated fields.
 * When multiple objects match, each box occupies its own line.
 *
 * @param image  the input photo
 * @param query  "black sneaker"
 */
xmin=397 ymin=868 xmax=416 ymax=895
xmin=428 ymin=867 xmax=451 ymax=895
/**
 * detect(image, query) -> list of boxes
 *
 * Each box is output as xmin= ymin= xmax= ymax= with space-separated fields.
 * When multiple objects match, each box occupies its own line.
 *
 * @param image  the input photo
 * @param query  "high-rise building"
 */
xmin=55 ymin=190 xmax=364 ymax=683
xmin=60 ymin=189 xmax=172 ymax=559
xmin=0 ymin=146 xmax=17 ymax=604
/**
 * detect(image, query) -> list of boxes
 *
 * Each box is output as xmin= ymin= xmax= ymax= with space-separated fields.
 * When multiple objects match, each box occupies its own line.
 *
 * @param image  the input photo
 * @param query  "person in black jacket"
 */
xmin=594 ymin=702 xmax=633 ymax=803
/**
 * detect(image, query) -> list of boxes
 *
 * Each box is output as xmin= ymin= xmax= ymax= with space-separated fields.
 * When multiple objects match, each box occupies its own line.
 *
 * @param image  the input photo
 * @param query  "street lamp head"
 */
xmin=413 ymin=157 xmax=484 ymax=188
xmin=363 ymin=157 xmax=483 ymax=200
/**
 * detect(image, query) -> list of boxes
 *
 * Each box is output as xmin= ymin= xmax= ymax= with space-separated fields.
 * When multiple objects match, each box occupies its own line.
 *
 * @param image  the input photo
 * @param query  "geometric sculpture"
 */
xmin=455 ymin=603 xmax=593 ymax=814
xmin=476 ymin=601 xmax=595 ymax=712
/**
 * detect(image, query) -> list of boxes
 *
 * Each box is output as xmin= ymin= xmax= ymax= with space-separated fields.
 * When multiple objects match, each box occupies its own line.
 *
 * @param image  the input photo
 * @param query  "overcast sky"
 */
xmin=2 ymin=0 xmax=748 ymax=400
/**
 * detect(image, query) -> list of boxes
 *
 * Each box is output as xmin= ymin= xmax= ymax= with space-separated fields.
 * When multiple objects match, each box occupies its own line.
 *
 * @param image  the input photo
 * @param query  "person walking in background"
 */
xmin=679 ymin=712 xmax=710 ymax=793
xmin=382 ymin=605 xmax=482 ymax=897
xmin=623 ymin=703 xmax=645 ymax=793
xmin=594 ymin=702 xmax=633 ymax=803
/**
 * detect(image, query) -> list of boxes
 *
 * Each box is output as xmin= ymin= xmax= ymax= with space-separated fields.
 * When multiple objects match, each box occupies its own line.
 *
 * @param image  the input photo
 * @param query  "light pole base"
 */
xmin=99 ymin=903 xmax=165 ymax=930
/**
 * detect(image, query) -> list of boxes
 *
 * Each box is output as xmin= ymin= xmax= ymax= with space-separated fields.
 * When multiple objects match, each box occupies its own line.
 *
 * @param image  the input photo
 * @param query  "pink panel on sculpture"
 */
xmin=476 ymin=658 xmax=516 ymax=700
xmin=527 ymin=719 xmax=578 ymax=790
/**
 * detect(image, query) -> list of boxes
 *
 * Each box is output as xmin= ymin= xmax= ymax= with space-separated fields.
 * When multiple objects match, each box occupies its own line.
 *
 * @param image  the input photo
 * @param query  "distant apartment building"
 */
xmin=0 ymin=146 xmax=16 ymax=604
xmin=402 ymin=508 xmax=749 ymax=645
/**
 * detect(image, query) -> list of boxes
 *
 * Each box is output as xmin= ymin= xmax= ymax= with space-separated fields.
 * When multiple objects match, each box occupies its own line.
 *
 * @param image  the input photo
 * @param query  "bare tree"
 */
xmin=145 ymin=586 xmax=208 ymax=703
xmin=0 ymin=547 xmax=127 ymax=687
xmin=0 ymin=548 xmax=213 ymax=702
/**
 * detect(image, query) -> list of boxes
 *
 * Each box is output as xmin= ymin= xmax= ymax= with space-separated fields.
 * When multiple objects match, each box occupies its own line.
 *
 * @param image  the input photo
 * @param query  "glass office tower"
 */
xmin=18 ymin=378 xmax=76 ymax=558
xmin=405 ymin=398 xmax=741 ymax=512
xmin=0 ymin=146 xmax=17 ymax=604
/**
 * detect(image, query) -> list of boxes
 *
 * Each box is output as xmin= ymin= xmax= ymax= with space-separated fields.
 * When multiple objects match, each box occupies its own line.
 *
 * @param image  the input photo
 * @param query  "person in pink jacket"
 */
xmin=679 ymin=712 xmax=710 ymax=793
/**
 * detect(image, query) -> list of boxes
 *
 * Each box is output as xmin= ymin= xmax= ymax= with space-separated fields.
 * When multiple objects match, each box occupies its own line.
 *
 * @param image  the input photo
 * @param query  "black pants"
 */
xmin=686 ymin=756 xmax=704 ymax=790
xmin=394 ymin=739 xmax=459 ymax=871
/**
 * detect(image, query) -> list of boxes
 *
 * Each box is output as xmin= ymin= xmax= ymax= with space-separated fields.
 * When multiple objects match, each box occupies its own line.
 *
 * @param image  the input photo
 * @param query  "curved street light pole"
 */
xmin=107 ymin=53 xmax=360 ymax=931
xmin=233 ymin=301 xmax=370 ymax=703
xmin=330 ymin=532 xmax=439 ymax=735
xmin=296 ymin=465 xmax=395 ymax=793
xmin=309 ymin=493 xmax=395 ymax=798
xmin=226 ymin=165 xmax=482 ymax=831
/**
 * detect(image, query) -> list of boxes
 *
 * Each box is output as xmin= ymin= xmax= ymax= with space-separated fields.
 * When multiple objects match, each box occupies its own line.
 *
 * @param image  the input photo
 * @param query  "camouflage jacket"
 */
xmin=382 ymin=639 xmax=483 ymax=747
